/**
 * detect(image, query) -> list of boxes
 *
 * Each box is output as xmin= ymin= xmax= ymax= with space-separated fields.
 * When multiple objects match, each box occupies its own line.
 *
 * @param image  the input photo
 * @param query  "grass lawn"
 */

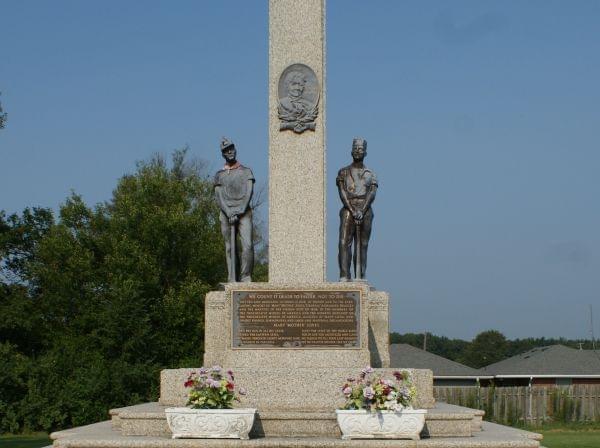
xmin=0 ymin=433 xmax=52 ymax=448
xmin=539 ymin=429 xmax=600 ymax=448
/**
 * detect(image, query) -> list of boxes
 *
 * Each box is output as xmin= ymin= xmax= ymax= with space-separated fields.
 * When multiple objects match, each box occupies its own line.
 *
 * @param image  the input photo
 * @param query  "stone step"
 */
xmin=109 ymin=402 xmax=484 ymax=439
xmin=50 ymin=420 xmax=543 ymax=448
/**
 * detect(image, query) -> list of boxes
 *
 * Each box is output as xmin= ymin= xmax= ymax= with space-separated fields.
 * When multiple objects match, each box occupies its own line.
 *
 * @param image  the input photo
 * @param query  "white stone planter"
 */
xmin=165 ymin=407 xmax=256 ymax=439
xmin=336 ymin=408 xmax=427 ymax=440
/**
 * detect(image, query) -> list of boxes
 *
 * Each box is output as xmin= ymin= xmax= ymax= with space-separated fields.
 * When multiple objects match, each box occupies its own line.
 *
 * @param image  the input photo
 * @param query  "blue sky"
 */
xmin=1 ymin=1 xmax=599 ymax=340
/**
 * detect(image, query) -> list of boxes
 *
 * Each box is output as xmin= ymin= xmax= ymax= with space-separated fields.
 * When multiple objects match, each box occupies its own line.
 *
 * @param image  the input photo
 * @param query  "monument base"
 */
xmin=51 ymin=403 xmax=544 ymax=447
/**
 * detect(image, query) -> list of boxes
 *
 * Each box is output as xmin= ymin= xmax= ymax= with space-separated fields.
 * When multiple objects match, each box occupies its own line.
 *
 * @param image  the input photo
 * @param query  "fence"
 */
xmin=434 ymin=385 xmax=600 ymax=426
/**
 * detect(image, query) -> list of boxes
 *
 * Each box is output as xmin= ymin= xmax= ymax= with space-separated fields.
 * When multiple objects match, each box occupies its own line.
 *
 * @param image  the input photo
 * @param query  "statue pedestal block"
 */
xmin=202 ymin=282 xmax=390 ymax=369
xmin=159 ymin=282 xmax=435 ymax=434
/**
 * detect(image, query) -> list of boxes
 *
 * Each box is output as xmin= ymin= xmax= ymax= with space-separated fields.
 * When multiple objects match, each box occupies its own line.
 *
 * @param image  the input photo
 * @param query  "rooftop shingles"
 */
xmin=390 ymin=343 xmax=488 ymax=377
xmin=482 ymin=344 xmax=600 ymax=376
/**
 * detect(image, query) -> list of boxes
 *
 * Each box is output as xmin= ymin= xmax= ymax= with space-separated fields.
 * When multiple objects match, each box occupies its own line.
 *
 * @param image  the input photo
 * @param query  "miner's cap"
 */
xmin=220 ymin=137 xmax=235 ymax=151
xmin=352 ymin=138 xmax=367 ymax=150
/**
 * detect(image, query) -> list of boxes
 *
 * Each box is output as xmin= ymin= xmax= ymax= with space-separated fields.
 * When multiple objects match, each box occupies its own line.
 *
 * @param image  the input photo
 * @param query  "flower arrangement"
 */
xmin=341 ymin=367 xmax=417 ymax=411
xmin=184 ymin=366 xmax=246 ymax=409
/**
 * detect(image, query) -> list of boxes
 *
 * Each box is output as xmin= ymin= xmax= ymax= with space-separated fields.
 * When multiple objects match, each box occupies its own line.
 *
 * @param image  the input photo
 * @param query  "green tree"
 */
xmin=0 ymin=149 xmax=264 ymax=432
xmin=390 ymin=332 xmax=469 ymax=361
xmin=459 ymin=330 xmax=509 ymax=368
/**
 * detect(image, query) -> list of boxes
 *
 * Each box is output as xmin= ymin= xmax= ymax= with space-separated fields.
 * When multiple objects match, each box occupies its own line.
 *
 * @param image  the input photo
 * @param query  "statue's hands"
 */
xmin=229 ymin=214 xmax=239 ymax=224
xmin=352 ymin=209 xmax=364 ymax=223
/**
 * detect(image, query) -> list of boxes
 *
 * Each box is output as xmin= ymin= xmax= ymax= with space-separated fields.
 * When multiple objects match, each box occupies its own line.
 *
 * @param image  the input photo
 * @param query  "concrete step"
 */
xmin=50 ymin=420 xmax=543 ymax=448
xmin=109 ymin=402 xmax=485 ymax=439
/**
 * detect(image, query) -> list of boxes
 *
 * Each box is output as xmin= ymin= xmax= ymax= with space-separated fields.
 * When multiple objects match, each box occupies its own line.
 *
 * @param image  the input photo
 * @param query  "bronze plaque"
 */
xmin=232 ymin=290 xmax=360 ymax=348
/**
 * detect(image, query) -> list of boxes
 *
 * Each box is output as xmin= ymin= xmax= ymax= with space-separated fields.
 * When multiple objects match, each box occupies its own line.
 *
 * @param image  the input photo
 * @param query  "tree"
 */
xmin=459 ymin=330 xmax=509 ymax=368
xmin=390 ymin=332 xmax=469 ymax=361
xmin=0 ymin=91 xmax=6 ymax=129
xmin=0 ymin=149 xmax=264 ymax=432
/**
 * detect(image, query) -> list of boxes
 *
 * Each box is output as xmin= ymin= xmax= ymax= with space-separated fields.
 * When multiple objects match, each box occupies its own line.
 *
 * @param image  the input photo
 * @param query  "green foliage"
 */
xmin=0 ymin=150 xmax=261 ymax=432
xmin=390 ymin=332 xmax=469 ymax=362
xmin=459 ymin=330 xmax=508 ymax=368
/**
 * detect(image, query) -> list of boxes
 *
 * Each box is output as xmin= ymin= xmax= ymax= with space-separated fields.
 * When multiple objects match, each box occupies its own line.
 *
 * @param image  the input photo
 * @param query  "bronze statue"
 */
xmin=336 ymin=138 xmax=378 ymax=281
xmin=214 ymin=138 xmax=254 ymax=282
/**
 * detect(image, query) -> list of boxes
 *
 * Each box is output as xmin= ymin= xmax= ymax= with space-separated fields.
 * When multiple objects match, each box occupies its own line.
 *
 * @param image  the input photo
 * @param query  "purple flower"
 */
xmin=363 ymin=386 xmax=375 ymax=400
xmin=211 ymin=365 xmax=222 ymax=373
xmin=361 ymin=366 xmax=374 ymax=376
xmin=400 ymin=386 xmax=410 ymax=399
xmin=198 ymin=367 xmax=208 ymax=375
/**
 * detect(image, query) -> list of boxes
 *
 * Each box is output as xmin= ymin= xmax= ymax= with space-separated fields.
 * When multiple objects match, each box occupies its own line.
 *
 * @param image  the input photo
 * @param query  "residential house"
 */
xmin=482 ymin=344 xmax=600 ymax=387
xmin=390 ymin=343 xmax=492 ymax=386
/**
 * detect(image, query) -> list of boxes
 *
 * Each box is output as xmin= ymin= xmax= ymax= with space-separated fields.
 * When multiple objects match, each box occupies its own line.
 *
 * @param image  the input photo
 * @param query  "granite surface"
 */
xmin=110 ymin=402 xmax=481 ymax=439
xmin=160 ymin=367 xmax=434 ymax=410
xmin=268 ymin=0 xmax=327 ymax=283
xmin=367 ymin=290 xmax=390 ymax=368
xmin=50 ymin=419 xmax=543 ymax=447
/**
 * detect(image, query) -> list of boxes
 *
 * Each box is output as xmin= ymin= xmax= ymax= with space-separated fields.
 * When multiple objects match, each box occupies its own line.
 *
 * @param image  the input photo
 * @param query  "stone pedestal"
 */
xmin=158 ymin=281 xmax=435 ymax=436
xmin=203 ymin=283 xmax=380 ymax=369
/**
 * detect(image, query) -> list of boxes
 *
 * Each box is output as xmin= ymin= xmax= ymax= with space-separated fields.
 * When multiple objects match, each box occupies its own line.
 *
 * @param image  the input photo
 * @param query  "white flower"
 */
xmin=384 ymin=400 xmax=400 ymax=411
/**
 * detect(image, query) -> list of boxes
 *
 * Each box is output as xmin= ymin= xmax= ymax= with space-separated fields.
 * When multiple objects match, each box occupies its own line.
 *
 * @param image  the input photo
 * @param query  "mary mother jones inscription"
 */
xmin=232 ymin=290 xmax=360 ymax=348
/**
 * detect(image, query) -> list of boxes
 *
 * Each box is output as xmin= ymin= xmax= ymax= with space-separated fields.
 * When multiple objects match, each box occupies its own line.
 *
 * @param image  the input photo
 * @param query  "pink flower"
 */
xmin=239 ymin=387 xmax=247 ymax=396
xmin=363 ymin=386 xmax=375 ymax=400
xmin=360 ymin=366 xmax=374 ymax=378
xmin=343 ymin=386 xmax=352 ymax=396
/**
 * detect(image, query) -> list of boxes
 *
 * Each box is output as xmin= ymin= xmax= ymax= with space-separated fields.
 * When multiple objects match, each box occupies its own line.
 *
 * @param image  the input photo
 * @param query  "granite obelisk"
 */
xmin=269 ymin=0 xmax=326 ymax=283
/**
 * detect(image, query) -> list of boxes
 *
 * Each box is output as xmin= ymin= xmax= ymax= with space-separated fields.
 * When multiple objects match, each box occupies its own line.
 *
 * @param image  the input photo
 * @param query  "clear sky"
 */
xmin=1 ymin=1 xmax=599 ymax=340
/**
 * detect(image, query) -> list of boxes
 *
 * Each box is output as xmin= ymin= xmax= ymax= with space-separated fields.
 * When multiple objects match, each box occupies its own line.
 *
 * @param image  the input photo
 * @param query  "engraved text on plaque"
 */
xmin=232 ymin=290 xmax=360 ymax=348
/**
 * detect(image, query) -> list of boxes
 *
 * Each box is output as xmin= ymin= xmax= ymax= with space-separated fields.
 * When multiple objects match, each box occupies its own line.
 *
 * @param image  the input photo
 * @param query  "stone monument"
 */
xmin=50 ymin=1 xmax=545 ymax=446
xmin=158 ymin=0 xmax=432 ymax=437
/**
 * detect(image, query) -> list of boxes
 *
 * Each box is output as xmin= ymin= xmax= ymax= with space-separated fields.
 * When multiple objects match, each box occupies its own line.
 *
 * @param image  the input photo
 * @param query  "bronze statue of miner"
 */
xmin=214 ymin=137 xmax=255 ymax=282
xmin=336 ymin=138 xmax=378 ymax=281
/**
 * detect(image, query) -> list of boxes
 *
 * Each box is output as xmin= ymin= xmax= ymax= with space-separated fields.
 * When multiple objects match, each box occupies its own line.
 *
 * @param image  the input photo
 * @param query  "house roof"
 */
xmin=390 ymin=343 xmax=490 ymax=378
xmin=482 ymin=345 xmax=600 ymax=377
